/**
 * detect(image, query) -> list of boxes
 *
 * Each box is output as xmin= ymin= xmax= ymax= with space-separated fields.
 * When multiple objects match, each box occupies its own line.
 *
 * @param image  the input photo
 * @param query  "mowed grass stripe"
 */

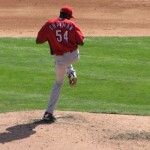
xmin=0 ymin=37 xmax=150 ymax=115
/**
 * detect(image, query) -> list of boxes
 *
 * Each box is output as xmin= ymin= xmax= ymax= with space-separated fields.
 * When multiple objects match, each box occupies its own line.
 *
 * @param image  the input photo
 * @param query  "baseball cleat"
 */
xmin=42 ymin=112 xmax=56 ymax=122
xmin=68 ymin=72 xmax=77 ymax=87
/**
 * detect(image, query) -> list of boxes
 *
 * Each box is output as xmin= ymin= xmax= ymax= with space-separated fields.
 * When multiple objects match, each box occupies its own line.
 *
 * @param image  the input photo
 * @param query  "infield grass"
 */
xmin=0 ymin=37 xmax=150 ymax=115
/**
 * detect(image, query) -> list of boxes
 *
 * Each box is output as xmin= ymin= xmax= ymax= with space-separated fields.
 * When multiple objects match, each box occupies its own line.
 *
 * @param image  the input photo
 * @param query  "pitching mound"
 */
xmin=0 ymin=111 xmax=150 ymax=150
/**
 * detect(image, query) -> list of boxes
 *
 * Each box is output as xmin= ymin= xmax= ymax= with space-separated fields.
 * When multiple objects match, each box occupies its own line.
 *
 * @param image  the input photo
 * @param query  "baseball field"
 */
xmin=0 ymin=0 xmax=150 ymax=150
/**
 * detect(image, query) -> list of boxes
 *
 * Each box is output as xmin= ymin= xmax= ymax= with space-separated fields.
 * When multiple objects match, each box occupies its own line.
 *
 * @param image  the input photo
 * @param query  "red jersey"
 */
xmin=37 ymin=18 xmax=84 ymax=55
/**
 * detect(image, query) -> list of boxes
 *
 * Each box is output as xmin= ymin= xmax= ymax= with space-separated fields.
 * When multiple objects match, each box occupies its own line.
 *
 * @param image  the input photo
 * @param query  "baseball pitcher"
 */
xmin=36 ymin=6 xmax=84 ymax=122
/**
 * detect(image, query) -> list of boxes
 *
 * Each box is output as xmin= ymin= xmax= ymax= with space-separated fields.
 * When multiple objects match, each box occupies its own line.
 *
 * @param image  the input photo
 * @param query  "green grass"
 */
xmin=0 ymin=37 xmax=150 ymax=115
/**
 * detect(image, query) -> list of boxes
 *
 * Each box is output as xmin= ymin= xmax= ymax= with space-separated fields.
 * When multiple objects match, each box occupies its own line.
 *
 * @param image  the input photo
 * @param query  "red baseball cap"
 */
xmin=60 ymin=6 xmax=75 ymax=18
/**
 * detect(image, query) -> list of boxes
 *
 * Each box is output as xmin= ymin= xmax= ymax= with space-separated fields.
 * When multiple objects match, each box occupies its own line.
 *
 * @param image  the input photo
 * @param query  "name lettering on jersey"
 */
xmin=49 ymin=22 xmax=73 ymax=31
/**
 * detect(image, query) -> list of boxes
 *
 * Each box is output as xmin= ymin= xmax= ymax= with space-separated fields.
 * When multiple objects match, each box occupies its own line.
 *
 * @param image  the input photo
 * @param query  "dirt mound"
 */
xmin=0 ymin=111 xmax=150 ymax=150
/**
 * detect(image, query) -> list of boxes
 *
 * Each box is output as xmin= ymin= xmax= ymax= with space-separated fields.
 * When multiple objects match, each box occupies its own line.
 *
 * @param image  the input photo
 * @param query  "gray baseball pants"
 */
xmin=46 ymin=49 xmax=80 ymax=114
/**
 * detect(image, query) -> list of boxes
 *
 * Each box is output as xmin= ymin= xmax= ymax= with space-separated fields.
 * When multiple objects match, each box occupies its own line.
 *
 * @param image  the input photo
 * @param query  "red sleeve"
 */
xmin=74 ymin=24 xmax=84 ymax=45
xmin=37 ymin=22 xmax=49 ymax=43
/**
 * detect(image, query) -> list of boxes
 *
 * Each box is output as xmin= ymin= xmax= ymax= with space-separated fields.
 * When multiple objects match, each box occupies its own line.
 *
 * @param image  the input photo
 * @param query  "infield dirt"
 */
xmin=0 ymin=0 xmax=150 ymax=150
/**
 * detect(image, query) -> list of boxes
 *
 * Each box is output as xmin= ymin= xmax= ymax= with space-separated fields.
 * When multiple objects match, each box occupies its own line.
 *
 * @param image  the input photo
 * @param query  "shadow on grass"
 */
xmin=0 ymin=119 xmax=54 ymax=144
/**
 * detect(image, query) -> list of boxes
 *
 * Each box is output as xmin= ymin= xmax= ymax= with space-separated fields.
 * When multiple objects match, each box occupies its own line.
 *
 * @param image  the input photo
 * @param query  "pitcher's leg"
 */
xmin=46 ymin=81 xmax=63 ymax=113
xmin=46 ymin=61 xmax=67 ymax=114
xmin=65 ymin=50 xmax=79 ymax=86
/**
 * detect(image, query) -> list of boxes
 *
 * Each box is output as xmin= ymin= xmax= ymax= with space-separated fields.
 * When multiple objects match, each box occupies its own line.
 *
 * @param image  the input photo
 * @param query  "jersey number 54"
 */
xmin=56 ymin=30 xmax=69 ymax=43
